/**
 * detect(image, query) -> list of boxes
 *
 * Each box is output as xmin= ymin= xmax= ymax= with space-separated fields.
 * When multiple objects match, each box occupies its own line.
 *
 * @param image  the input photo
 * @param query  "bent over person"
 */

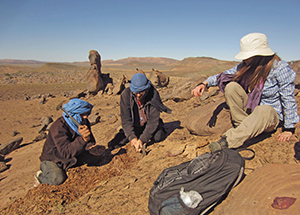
xmin=119 ymin=73 xmax=171 ymax=152
xmin=191 ymin=32 xmax=299 ymax=152
xmin=34 ymin=98 xmax=103 ymax=186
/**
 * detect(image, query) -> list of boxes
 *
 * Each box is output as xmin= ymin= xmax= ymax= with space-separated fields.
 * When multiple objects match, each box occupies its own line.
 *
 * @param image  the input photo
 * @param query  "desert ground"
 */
xmin=0 ymin=57 xmax=300 ymax=214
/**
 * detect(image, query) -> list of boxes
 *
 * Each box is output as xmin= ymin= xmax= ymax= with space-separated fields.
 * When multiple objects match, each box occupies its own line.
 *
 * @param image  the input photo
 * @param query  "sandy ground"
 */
xmin=0 ymin=77 xmax=300 ymax=214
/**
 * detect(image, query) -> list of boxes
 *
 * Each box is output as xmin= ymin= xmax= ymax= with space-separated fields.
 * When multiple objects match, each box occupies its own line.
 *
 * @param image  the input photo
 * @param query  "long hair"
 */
xmin=233 ymin=54 xmax=281 ymax=91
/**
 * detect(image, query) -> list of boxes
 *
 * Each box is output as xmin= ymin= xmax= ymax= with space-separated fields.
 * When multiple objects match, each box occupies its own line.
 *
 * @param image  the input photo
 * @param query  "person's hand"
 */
xmin=131 ymin=138 xmax=143 ymax=152
xmin=277 ymin=131 xmax=292 ymax=142
xmin=191 ymin=82 xmax=207 ymax=97
xmin=78 ymin=125 xmax=91 ymax=142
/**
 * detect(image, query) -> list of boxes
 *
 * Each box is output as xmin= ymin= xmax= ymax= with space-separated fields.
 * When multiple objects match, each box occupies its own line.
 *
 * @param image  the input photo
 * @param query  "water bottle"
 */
xmin=179 ymin=187 xmax=203 ymax=208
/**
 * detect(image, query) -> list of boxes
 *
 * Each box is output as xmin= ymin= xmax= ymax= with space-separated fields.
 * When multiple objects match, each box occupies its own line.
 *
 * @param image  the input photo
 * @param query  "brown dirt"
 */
xmin=0 ymin=74 xmax=300 ymax=215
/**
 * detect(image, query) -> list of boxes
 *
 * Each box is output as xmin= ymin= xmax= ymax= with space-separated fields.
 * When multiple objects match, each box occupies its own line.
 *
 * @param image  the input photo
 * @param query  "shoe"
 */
xmin=209 ymin=136 xmax=228 ymax=153
xmin=33 ymin=170 xmax=42 ymax=187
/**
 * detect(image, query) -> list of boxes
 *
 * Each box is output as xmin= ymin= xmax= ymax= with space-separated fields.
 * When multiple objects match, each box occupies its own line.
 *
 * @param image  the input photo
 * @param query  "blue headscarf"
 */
xmin=130 ymin=73 xmax=151 ymax=93
xmin=62 ymin=98 xmax=93 ymax=135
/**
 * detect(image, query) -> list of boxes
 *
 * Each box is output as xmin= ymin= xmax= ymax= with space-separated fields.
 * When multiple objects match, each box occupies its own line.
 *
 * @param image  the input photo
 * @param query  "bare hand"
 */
xmin=191 ymin=82 xmax=207 ymax=97
xmin=78 ymin=125 xmax=91 ymax=142
xmin=277 ymin=131 xmax=292 ymax=142
xmin=131 ymin=138 xmax=143 ymax=152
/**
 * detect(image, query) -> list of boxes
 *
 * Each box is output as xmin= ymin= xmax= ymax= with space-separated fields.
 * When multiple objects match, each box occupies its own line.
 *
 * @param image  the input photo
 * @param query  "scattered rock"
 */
xmin=0 ymin=137 xmax=23 ymax=155
xmin=89 ymin=112 xmax=101 ymax=126
xmin=11 ymin=131 xmax=20 ymax=137
xmin=104 ymin=83 xmax=114 ymax=95
xmin=106 ymin=114 xmax=118 ymax=124
xmin=30 ymin=94 xmax=41 ymax=100
xmin=167 ymin=144 xmax=186 ymax=157
xmin=0 ymin=154 xmax=4 ymax=161
xmin=0 ymin=161 xmax=8 ymax=173
xmin=39 ymin=95 xmax=46 ymax=104
xmin=24 ymin=96 xmax=30 ymax=100
xmin=271 ymin=197 xmax=296 ymax=209
xmin=38 ymin=116 xmax=53 ymax=133
xmin=41 ymin=116 xmax=53 ymax=126
xmin=33 ymin=132 xmax=47 ymax=142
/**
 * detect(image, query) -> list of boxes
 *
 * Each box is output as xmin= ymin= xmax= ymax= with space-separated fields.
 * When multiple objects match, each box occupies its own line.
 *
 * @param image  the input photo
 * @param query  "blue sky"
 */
xmin=0 ymin=0 xmax=299 ymax=62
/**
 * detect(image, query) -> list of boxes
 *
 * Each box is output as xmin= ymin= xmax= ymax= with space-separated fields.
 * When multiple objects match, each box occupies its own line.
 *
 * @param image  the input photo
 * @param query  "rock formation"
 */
xmin=149 ymin=68 xmax=169 ymax=88
xmin=86 ymin=50 xmax=104 ymax=95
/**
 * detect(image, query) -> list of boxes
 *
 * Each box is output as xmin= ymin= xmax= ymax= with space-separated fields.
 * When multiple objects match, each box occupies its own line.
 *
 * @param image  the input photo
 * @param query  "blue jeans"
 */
xmin=38 ymin=161 xmax=67 ymax=185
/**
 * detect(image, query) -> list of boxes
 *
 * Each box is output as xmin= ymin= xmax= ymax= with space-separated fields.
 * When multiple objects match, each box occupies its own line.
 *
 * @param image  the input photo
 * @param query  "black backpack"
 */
xmin=148 ymin=148 xmax=254 ymax=215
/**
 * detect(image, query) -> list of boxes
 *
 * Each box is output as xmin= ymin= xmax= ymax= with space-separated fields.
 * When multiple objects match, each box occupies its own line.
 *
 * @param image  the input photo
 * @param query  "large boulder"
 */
xmin=149 ymin=68 xmax=169 ymax=88
xmin=184 ymin=99 xmax=232 ymax=136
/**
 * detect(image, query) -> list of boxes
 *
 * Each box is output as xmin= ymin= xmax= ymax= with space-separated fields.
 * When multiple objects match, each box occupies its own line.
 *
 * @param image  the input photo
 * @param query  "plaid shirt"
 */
xmin=205 ymin=60 xmax=299 ymax=129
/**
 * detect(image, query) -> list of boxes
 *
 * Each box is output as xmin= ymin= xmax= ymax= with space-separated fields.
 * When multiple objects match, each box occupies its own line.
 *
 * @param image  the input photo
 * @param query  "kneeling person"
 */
xmin=35 ymin=98 xmax=102 ymax=186
xmin=120 ymin=73 xmax=171 ymax=152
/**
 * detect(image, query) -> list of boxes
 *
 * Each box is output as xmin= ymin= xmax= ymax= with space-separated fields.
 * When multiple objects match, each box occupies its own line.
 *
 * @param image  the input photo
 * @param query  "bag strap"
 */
xmin=236 ymin=148 xmax=255 ymax=160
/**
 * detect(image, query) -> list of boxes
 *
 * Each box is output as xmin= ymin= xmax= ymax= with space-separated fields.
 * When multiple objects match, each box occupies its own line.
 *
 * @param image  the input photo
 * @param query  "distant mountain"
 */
xmin=168 ymin=57 xmax=238 ymax=76
xmin=0 ymin=57 xmax=179 ymax=67
xmin=0 ymin=59 xmax=47 ymax=65
xmin=36 ymin=63 xmax=87 ymax=72
xmin=101 ymin=57 xmax=179 ymax=66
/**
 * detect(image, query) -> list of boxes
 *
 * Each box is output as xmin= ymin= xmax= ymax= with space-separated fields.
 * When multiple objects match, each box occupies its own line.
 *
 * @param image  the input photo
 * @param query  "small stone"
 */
xmin=0 ymin=161 xmax=8 ymax=173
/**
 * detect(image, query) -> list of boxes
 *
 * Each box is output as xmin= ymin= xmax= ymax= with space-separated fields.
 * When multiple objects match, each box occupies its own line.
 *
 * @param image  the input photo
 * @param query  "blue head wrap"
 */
xmin=62 ymin=98 xmax=93 ymax=135
xmin=130 ymin=73 xmax=151 ymax=93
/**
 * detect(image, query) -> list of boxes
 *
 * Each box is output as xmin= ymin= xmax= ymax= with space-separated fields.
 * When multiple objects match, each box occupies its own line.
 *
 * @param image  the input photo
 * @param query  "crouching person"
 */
xmin=111 ymin=73 xmax=171 ymax=152
xmin=34 ymin=98 xmax=102 ymax=186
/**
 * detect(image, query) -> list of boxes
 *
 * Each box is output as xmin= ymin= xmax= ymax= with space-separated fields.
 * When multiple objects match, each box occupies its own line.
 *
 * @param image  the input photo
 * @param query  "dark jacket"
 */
xmin=120 ymin=85 xmax=171 ymax=143
xmin=39 ymin=116 xmax=95 ymax=171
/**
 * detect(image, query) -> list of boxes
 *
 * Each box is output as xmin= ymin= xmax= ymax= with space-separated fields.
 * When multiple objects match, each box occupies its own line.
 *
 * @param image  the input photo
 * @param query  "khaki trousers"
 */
xmin=223 ymin=82 xmax=279 ymax=148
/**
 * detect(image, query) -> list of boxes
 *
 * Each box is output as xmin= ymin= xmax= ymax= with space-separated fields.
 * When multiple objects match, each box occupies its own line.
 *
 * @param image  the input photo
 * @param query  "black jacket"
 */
xmin=120 ymin=85 xmax=171 ymax=143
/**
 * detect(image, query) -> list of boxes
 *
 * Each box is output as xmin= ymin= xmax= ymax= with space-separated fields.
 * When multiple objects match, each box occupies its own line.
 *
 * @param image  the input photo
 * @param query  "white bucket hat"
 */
xmin=235 ymin=33 xmax=275 ymax=60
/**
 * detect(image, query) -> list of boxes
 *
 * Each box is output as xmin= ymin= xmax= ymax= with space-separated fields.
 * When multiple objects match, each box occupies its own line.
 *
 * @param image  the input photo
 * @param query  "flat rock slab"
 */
xmin=0 ymin=137 xmax=23 ymax=155
xmin=214 ymin=164 xmax=300 ymax=214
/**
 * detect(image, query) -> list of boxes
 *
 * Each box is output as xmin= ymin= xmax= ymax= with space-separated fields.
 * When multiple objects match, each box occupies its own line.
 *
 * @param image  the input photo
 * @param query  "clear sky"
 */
xmin=0 ymin=0 xmax=299 ymax=62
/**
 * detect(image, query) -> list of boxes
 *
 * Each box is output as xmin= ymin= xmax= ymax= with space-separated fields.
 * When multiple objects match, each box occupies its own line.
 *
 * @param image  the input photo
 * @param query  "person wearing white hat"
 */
xmin=191 ymin=32 xmax=299 ymax=152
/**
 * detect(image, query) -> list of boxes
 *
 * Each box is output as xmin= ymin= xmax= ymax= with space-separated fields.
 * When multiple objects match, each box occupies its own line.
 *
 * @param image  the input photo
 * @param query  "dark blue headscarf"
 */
xmin=62 ymin=98 xmax=93 ymax=135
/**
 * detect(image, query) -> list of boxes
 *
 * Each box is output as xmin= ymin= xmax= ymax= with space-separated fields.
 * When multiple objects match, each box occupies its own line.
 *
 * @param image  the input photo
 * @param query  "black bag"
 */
xmin=148 ymin=148 xmax=254 ymax=215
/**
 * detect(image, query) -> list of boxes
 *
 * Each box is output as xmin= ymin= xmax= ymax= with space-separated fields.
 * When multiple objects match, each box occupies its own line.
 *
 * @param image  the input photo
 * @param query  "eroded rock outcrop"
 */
xmin=149 ymin=68 xmax=169 ymax=88
xmin=86 ymin=50 xmax=104 ymax=95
